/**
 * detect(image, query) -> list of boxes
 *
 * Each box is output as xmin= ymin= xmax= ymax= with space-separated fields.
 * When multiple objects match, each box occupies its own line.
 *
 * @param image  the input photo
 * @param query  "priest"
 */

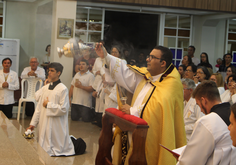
xmin=95 ymin=44 xmax=186 ymax=165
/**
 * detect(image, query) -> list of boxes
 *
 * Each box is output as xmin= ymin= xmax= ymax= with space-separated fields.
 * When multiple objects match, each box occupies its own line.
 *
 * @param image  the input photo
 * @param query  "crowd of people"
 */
xmin=1 ymin=42 xmax=236 ymax=164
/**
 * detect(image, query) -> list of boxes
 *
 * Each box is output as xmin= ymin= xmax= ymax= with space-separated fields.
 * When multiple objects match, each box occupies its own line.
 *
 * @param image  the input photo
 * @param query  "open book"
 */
xmin=160 ymin=144 xmax=186 ymax=159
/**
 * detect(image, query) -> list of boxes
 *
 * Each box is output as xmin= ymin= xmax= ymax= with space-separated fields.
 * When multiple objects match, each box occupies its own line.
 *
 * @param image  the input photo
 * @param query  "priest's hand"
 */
xmin=121 ymin=104 xmax=131 ymax=115
xmin=95 ymin=43 xmax=107 ymax=59
xmin=43 ymin=97 xmax=49 ymax=108
xmin=2 ymin=82 xmax=8 ymax=88
xmin=27 ymin=125 xmax=35 ymax=131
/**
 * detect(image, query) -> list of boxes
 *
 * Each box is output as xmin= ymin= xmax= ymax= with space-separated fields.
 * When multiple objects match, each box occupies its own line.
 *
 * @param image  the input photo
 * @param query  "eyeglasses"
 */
xmin=185 ymin=69 xmax=193 ymax=72
xmin=147 ymin=55 xmax=161 ymax=61
xmin=197 ymin=71 xmax=204 ymax=74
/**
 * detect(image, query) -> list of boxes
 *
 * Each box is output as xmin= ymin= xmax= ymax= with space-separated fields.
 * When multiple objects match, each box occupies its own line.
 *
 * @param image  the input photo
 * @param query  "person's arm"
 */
xmin=35 ymin=87 xmax=43 ymax=102
xmin=36 ymin=68 xmax=46 ymax=81
xmin=46 ymin=88 xmax=69 ymax=117
xmin=69 ymin=85 xmax=74 ymax=106
xmin=177 ymin=119 xmax=215 ymax=165
xmin=21 ymin=68 xmax=29 ymax=79
xmin=8 ymin=72 xmax=19 ymax=91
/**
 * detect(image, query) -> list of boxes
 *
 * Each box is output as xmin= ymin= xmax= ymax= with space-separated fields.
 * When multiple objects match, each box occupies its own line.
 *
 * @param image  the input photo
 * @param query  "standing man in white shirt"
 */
xmin=21 ymin=57 xmax=45 ymax=116
xmin=182 ymin=78 xmax=204 ymax=142
xmin=0 ymin=58 xmax=19 ymax=118
xmin=188 ymin=45 xmax=200 ymax=66
xmin=69 ymin=59 xmax=95 ymax=122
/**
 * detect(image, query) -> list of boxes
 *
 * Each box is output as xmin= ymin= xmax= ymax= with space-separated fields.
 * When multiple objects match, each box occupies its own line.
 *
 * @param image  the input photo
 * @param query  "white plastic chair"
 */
xmin=17 ymin=78 xmax=43 ymax=121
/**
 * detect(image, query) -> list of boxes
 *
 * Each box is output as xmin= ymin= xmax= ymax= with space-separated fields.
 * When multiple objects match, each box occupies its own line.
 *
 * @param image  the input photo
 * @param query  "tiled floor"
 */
xmin=9 ymin=111 xmax=101 ymax=165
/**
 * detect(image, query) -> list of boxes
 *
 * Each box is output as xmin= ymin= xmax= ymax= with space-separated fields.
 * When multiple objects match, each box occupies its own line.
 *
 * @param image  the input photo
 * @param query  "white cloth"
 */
xmin=104 ymin=54 xmax=158 ymax=117
xmin=183 ymin=97 xmax=204 ymax=142
xmin=218 ymin=87 xmax=225 ymax=95
xmin=177 ymin=112 xmax=236 ymax=165
xmin=94 ymin=81 xmax=105 ymax=113
xmin=220 ymin=89 xmax=236 ymax=104
xmin=71 ymin=71 xmax=94 ymax=108
xmin=21 ymin=66 xmax=46 ymax=81
xmin=191 ymin=57 xmax=200 ymax=66
xmin=30 ymin=83 xmax=75 ymax=156
xmin=0 ymin=70 xmax=19 ymax=105
xmin=104 ymin=83 xmax=118 ymax=111
xmin=42 ymin=54 xmax=50 ymax=63
xmin=92 ymin=57 xmax=104 ymax=90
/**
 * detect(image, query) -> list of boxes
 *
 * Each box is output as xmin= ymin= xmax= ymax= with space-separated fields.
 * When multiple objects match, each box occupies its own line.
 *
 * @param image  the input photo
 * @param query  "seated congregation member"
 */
xmin=28 ymin=63 xmax=86 ymax=156
xmin=182 ymin=55 xmax=192 ymax=67
xmin=21 ymin=57 xmax=45 ymax=116
xmin=224 ymin=66 xmax=236 ymax=90
xmin=219 ymin=53 xmax=235 ymax=72
xmin=197 ymin=52 xmax=212 ymax=69
xmin=95 ymin=44 xmax=186 ymax=165
xmin=177 ymin=80 xmax=235 ymax=165
xmin=21 ymin=57 xmax=45 ymax=80
xmin=210 ymin=73 xmax=225 ymax=95
xmin=182 ymin=78 xmax=204 ymax=142
xmin=178 ymin=65 xmax=186 ymax=79
xmin=69 ymin=59 xmax=95 ymax=122
xmin=0 ymin=58 xmax=19 ymax=118
xmin=185 ymin=63 xmax=197 ymax=80
xmin=193 ymin=66 xmax=211 ymax=85
xmin=221 ymin=75 xmax=236 ymax=104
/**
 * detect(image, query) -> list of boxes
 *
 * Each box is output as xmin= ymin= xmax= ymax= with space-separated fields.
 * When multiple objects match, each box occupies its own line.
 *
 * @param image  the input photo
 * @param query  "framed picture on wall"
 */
xmin=57 ymin=18 xmax=74 ymax=39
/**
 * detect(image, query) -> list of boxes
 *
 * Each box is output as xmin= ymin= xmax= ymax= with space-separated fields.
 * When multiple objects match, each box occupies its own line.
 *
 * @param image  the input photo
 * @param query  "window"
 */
xmin=75 ymin=7 xmax=104 ymax=43
xmin=163 ymin=14 xmax=192 ymax=68
xmin=0 ymin=1 xmax=5 ymax=38
xmin=226 ymin=19 xmax=236 ymax=66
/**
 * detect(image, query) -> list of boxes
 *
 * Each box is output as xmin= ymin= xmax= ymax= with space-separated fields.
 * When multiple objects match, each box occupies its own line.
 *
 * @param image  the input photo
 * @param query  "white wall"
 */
xmin=50 ymin=0 xmax=76 ymax=89
xmin=5 ymin=1 xmax=52 ymax=75
xmin=34 ymin=1 xmax=53 ymax=64
xmin=192 ymin=16 xmax=227 ymax=72
xmin=5 ymin=2 xmax=36 ymax=74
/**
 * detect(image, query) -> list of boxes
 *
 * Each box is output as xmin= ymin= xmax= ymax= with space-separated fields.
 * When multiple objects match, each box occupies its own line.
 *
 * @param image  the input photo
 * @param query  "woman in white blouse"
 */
xmin=210 ymin=73 xmax=225 ymax=95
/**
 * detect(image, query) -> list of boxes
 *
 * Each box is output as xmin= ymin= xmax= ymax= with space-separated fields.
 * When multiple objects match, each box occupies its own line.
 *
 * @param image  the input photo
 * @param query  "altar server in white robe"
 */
xmin=182 ymin=78 xmax=204 ymax=142
xmin=27 ymin=63 xmax=75 ymax=156
xmin=229 ymin=103 xmax=236 ymax=147
xmin=221 ymin=74 xmax=236 ymax=104
xmin=0 ymin=58 xmax=19 ymax=118
xmin=177 ymin=80 xmax=236 ymax=165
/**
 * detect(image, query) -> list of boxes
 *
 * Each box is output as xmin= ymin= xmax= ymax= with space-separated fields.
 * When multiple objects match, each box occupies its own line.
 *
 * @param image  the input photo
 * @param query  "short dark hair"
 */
xmin=80 ymin=59 xmax=89 ymax=65
xmin=45 ymin=44 xmax=51 ymax=52
xmin=111 ymin=45 xmax=124 ymax=59
xmin=188 ymin=45 xmax=196 ymax=52
xmin=179 ymin=65 xmax=187 ymax=71
xmin=224 ymin=53 xmax=232 ymax=59
xmin=154 ymin=45 xmax=172 ymax=68
xmin=192 ymin=80 xmax=221 ymax=102
xmin=231 ymin=103 xmax=236 ymax=120
xmin=48 ymin=62 xmax=63 ymax=76
xmin=187 ymin=63 xmax=197 ymax=73
xmin=184 ymin=55 xmax=193 ymax=65
xmin=2 ymin=58 xmax=12 ymax=65
xmin=197 ymin=66 xmax=211 ymax=80
xmin=227 ymin=74 xmax=236 ymax=84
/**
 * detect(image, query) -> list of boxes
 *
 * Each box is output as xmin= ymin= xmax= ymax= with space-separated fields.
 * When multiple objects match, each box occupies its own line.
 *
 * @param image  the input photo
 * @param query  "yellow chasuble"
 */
xmin=114 ymin=64 xmax=186 ymax=165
